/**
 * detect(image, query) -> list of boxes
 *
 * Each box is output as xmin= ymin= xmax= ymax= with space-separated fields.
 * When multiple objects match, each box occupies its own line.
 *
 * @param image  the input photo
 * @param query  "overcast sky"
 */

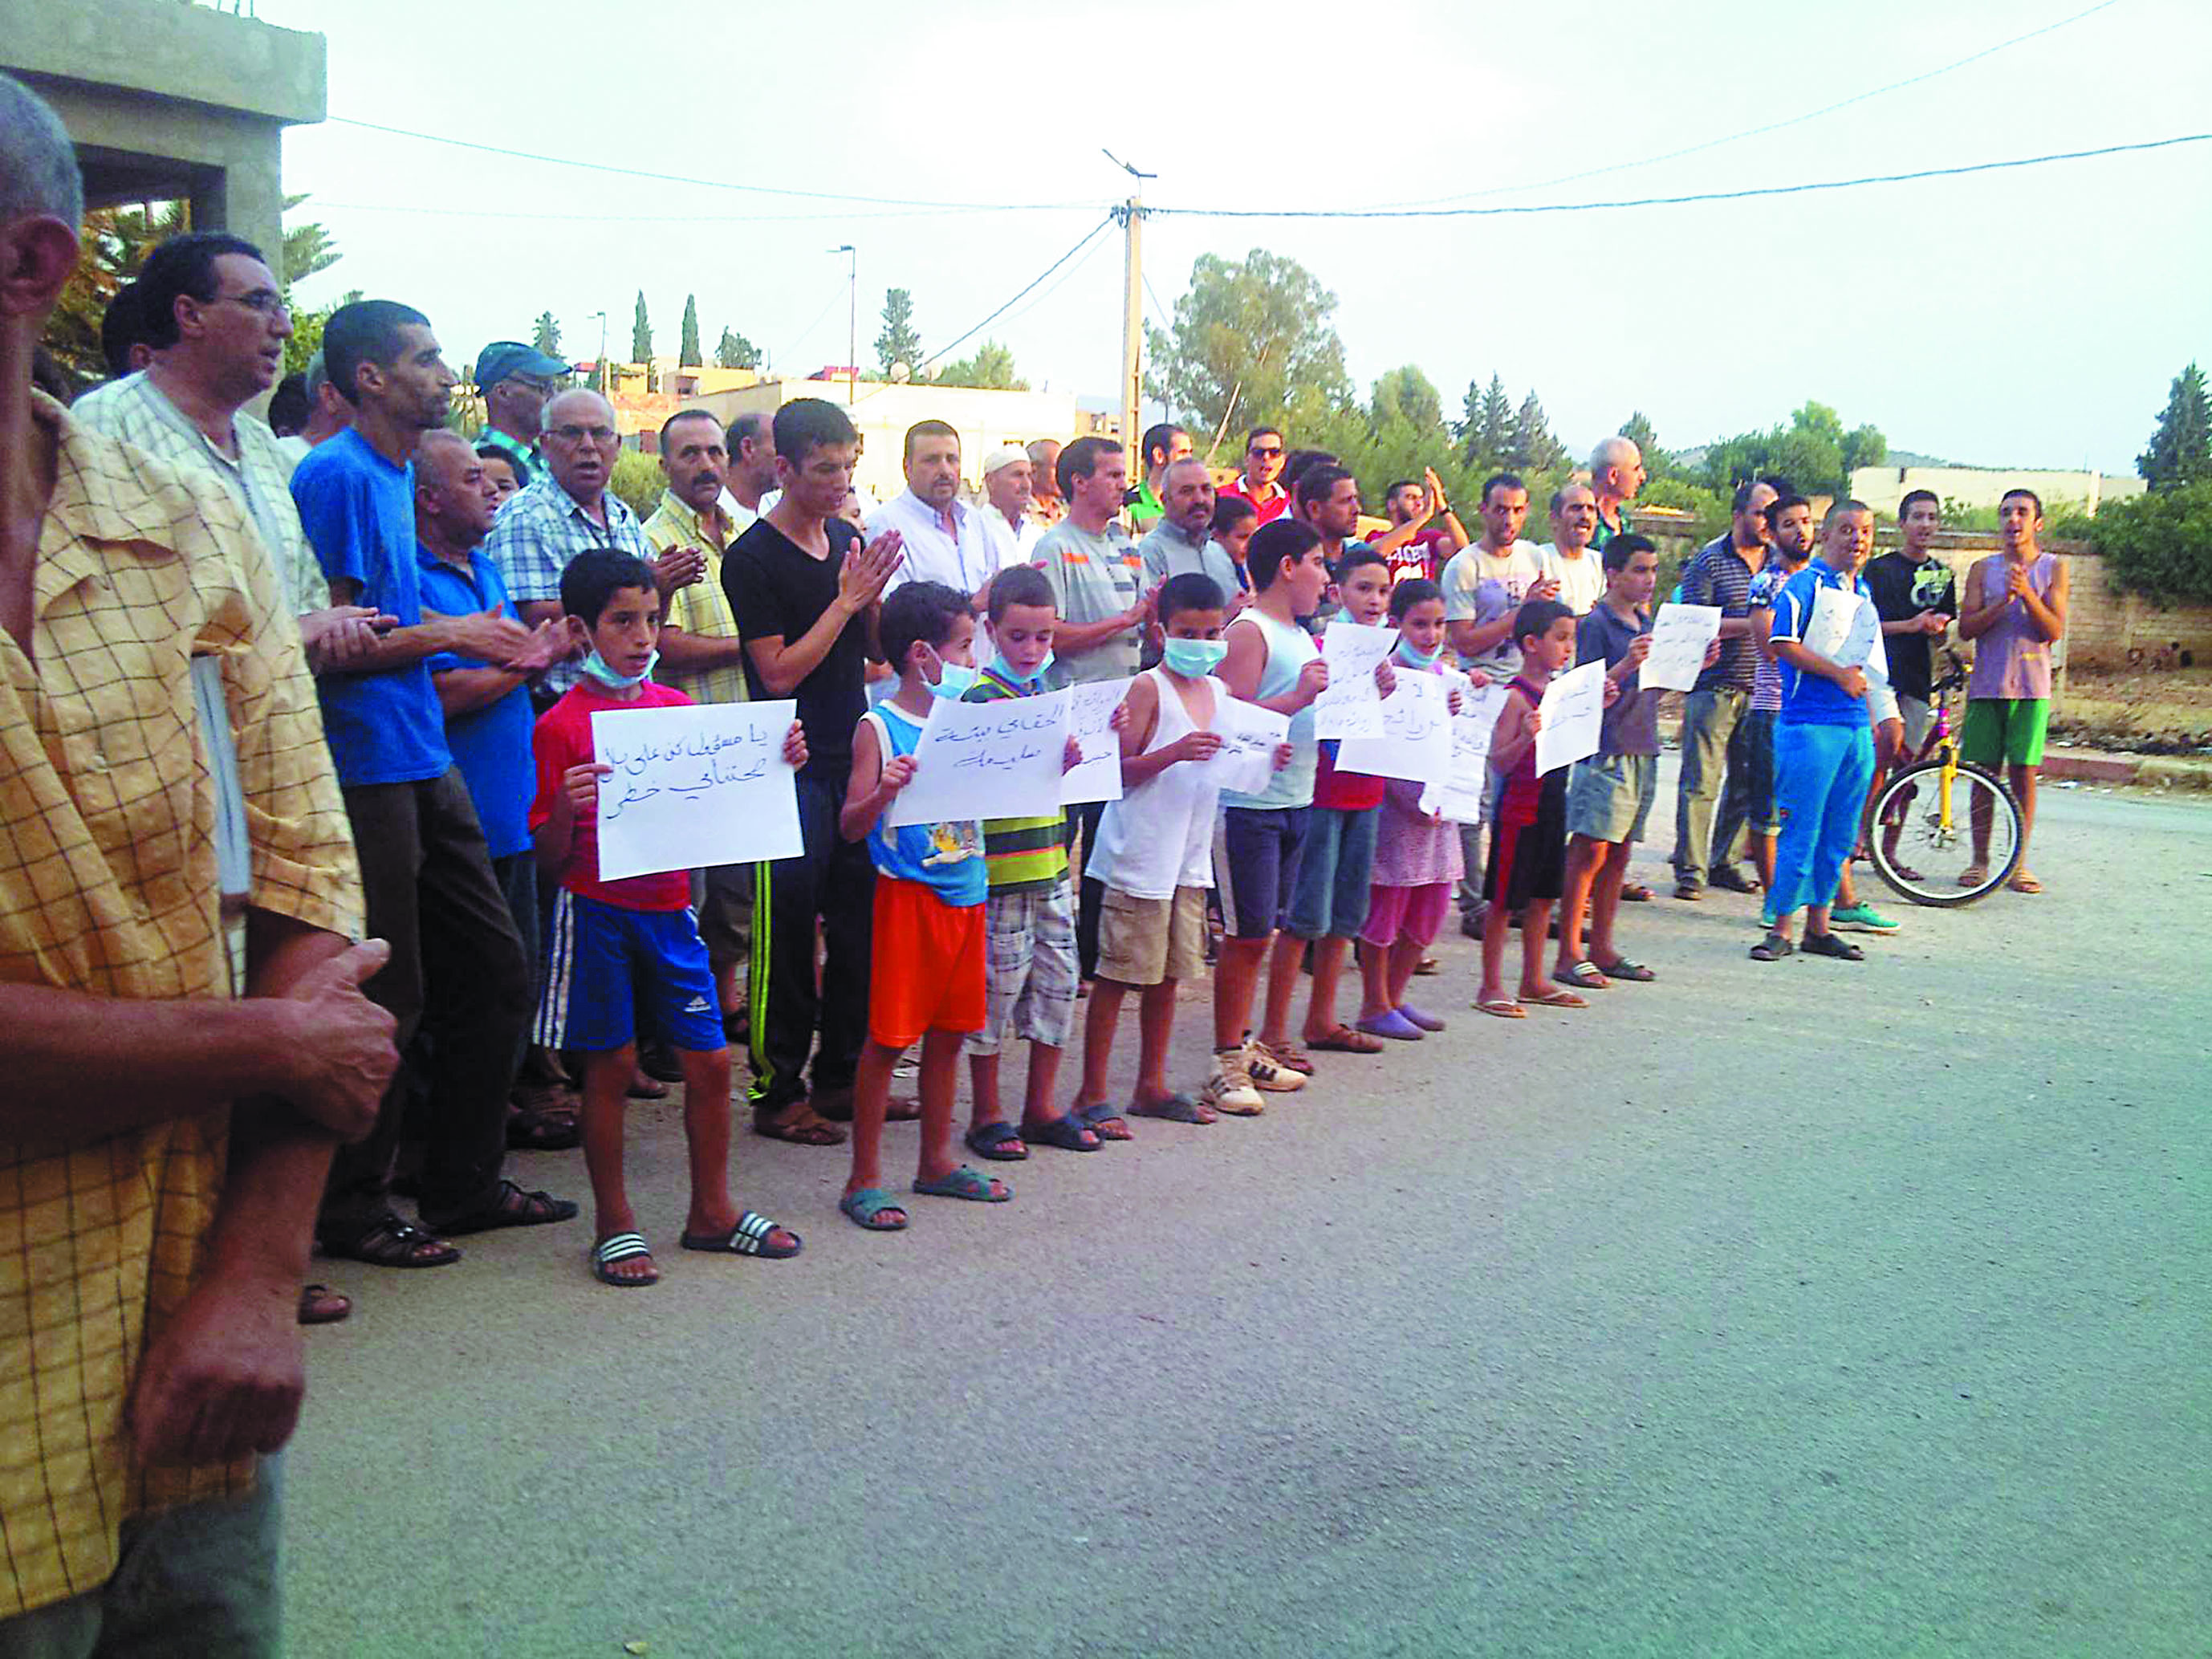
xmin=260 ymin=0 xmax=2211 ymax=474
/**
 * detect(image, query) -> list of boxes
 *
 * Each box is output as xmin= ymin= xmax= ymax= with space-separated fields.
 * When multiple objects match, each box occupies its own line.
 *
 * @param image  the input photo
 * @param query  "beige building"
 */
xmin=1851 ymin=464 xmax=2145 ymax=518
xmin=681 ymin=376 xmax=1083 ymax=503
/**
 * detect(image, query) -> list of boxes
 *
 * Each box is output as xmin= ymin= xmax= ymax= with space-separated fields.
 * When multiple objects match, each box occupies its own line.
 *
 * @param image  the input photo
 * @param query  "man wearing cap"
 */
xmin=976 ymin=444 xmax=1045 ymax=574
xmin=867 ymin=417 xmax=998 ymax=596
xmin=474 ymin=339 xmax=568 ymax=489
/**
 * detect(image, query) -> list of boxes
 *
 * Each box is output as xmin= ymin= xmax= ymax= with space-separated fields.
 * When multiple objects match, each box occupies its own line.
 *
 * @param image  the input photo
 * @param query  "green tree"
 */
xmin=1696 ymin=401 xmax=1885 ymax=498
xmin=678 ymin=294 xmax=702 ymax=368
xmin=1461 ymin=374 xmax=1513 ymax=471
xmin=1368 ymin=365 xmax=1444 ymax=434
xmin=714 ymin=327 xmax=759 ymax=370
xmin=1144 ymin=249 xmax=1350 ymax=437
xmin=630 ymin=290 xmax=653 ymax=364
xmin=2085 ymin=477 xmax=2212 ymax=606
xmin=875 ymin=288 xmax=922 ymax=376
xmin=936 ymin=339 xmax=1027 ymax=390
xmin=2138 ymin=362 xmax=2212 ymax=488
xmin=279 ymin=194 xmax=340 ymax=288
xmin=1507 ymin=389 xmax=1568 ymax=475
xmin=532 ymin=311 xmax=563 ymax=356
xmin=1618 ymin=411 xmax=1675 ymax=480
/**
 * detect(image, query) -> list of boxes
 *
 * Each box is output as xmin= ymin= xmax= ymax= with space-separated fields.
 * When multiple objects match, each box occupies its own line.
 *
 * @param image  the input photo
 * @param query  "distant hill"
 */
xmin=1672 ymin=445 xmax=1961 ymax=473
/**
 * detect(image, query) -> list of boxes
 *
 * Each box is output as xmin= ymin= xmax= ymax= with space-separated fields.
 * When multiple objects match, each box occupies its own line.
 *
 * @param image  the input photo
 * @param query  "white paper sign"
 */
xmin=1803 ymin=583 xmax=1878 ymax=668
xmin=1210 ymin=696 xmax=1291 ymax=797
xmin=1641 ymin=603 xmax=1722 ymax=693
xmin=1060 ymin=677 xmax=1132 ymax=806
xmin=1338 ymin=666 xmax=1453 ymax=784
xmin=1313 ymin=620 xmax=1399 ymax=740
xmin=1535 ymin=660 xmax=1606 ymax=777
xmin=592 ymin=699 xmax=803 ymax=881
xmin=1421 ymin=675 xmax=1509 ymax=823
xmin=884 ymin=689 xmax=1071 ymax=827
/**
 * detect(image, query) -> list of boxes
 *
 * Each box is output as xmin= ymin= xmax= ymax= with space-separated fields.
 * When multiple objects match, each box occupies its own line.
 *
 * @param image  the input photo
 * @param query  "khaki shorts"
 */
xmin=1096 ymin=884 xmax=1207 ymax=987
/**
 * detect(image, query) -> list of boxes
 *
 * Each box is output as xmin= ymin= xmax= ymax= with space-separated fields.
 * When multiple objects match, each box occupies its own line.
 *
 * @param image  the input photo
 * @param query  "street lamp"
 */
xmin=830 ymin=244 xmax=856 ymax=402
xmin=587 ymin=310 xmax=608 ymax=393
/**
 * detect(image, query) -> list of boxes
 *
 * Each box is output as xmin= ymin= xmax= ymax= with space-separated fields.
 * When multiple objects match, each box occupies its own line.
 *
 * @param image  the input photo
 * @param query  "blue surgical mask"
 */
xmin=581 ymin=647 xmax=658 ymax=689
xmin=928 ymin=661 xmax=981 ymax=700
xmin=1161 ymin=636 xmax=1229 ymax=677
xmin=1396 ymin=639 xmax=1443 ymax=669
xmin=988 ymin=649 xmax=1055 ymax=688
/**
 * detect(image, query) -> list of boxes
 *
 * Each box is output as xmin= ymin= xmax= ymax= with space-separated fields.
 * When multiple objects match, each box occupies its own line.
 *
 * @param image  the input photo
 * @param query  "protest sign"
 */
xmin=1313 ymin=619 xmax=1397 ymax=740
xmin=1642 ymin=603 xmax=1722 ymax=693
xmin=1420 ymin=676 xmax=1509 ymax=823
xmin=1803 ymin=583 xmax=1880 ymax=668
xmin=1210 ymin=696 xmax=1291 ymax=797
xmin=1338 ymin=666 xmax=1453 ymax=784
xmin=1535 ymin=660 xmax=1605 ymax=776
xmin=592 ymin=699 xmax=802 ymax=881
xmin=1061 ymin=677 xmax=1132 ymax=806
xmin=883 ymin=688 xmax=1071 ymax=827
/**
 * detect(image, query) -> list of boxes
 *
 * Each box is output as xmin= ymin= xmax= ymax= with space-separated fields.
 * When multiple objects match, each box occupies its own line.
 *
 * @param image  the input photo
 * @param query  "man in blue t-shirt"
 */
xmin=291 ymin=300 xmax=576 ymax=1265
xmin=1752 ymin=500 xmax=1887 ymax=964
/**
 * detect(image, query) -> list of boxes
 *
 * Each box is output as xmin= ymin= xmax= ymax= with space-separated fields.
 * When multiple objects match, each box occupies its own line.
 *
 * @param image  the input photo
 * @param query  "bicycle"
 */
xmin=1867 ymin=650 xmax=2023 ymax=905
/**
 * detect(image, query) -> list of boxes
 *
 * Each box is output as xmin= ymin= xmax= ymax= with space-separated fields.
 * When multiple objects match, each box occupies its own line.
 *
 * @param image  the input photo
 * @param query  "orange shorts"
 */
xmin=868 ymin=876 xmax=986 ymax=1049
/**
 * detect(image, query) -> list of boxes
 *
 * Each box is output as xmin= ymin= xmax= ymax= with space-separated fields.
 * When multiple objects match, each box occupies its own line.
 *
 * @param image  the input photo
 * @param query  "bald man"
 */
xmin=1589 ymin=436 xmax=1645 ymax=553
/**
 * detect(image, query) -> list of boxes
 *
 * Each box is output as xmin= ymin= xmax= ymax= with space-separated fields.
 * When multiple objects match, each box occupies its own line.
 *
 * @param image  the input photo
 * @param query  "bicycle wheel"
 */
xmin=1868 ymin=760 xmax=2022 ymax=905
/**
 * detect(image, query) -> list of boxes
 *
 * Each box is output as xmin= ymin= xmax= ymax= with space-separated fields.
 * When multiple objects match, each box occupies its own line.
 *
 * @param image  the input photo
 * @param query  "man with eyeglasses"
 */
xmin=74 ymin=231 xmax=388 ymax=677
xmin=1218 ymin=425 xmax=1292 ymax=525
xmin=474 ymin=340 xmax=570 ymax=489
xmin=487 ymin=386 xmax=690 ymax=701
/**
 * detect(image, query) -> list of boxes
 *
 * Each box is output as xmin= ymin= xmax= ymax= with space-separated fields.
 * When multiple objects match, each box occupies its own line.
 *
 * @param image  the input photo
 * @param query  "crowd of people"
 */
xmin=1 ymin=72 xmax=2070 ymax=1647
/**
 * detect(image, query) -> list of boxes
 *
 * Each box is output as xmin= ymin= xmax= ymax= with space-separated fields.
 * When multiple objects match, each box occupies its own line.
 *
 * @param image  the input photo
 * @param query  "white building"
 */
xmin=1851 ymin=464 xmax=2145 ymax=518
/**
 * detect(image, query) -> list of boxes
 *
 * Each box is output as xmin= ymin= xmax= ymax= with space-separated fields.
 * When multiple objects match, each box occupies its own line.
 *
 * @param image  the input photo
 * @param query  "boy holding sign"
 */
xmin=836 ymin=583 xmax=1005 ymax=1229
xmin=532 ymin=551 xmax=809 ymax=1287
xmin=1476 ymin=599 xmax=1619 ymax=1018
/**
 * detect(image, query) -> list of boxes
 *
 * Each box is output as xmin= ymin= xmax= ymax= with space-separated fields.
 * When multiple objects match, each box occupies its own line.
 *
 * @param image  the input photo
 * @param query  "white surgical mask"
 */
xmin=582 ymin=647 xmax=657 ymax=689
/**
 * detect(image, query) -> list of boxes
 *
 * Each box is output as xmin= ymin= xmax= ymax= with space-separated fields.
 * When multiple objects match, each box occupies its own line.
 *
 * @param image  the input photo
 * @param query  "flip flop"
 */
xmin=963 ymin=1121 xmax=1029 ymax=1161
xmin=1475 ymin=996 xmax=1527 ymax=1019
xmin=1521 ymin=987 xmax=1588 ymax=1009
xmin=1130 ymin=1092 xmax=1216 ymax=1124
xmin=1019 ymin=1114 xmax=1100 ymax=1153
xmin=1593 ymin=957 xmax=1655 ymax=982
xmin=1553 ymin=961 xmax=1609 ymax=992
xmin=2008 ymin=870 xmax=2043 ymax=894
xmin=912 ymin=1165 xmax=1012 ymax=1203
xmin=1956 ymin=864 xmax=1989 ymax=888
xmin=1307 ymin=1023 xmax=1386 ymax=1054
xmin=297 ymin=1283 xmax=351 ymax=1325
xmin=590 ymin=1232 xmax=658 ymax=1287
xmin=1071 ymin=1100 xmax=1134 ymax=1142
xmin=753 ymin=1102 xmax=848 ymax=1146
xmin=1620 ymin=881 xmax=1653 ymax=903
xmin=1354 ymin=1010 xmax=1425 ymax=1042
xmin=839 ymin=1188 xmax=909 ymax=1231
xmin=1412 ymin=955 xmax=1441 ymax=975
xmin=680 ymin=1211 xmax=802 ymax=1259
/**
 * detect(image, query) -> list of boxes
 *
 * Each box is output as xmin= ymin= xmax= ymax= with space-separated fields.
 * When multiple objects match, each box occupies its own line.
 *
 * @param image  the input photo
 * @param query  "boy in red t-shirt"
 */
xmin=533 ymin=550 xmax=808 ymax=1287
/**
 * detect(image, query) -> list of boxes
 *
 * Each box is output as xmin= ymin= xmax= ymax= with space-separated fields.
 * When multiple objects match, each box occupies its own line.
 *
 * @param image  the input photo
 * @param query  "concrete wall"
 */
xmin=1852 ymin=464 xmax=2146 ymax=518
xmin=684 ymin=378 xmax=1083 ymax=505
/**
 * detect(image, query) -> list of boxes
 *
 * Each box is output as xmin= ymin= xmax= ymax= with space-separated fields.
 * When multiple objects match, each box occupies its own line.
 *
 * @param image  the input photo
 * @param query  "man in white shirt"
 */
xmin=973 ymin=445 xmax=1045 ymax=575
xmin=716 ymin=408 xmax=779 ymax=533
xmin=867 ymin=418 xmax=998 ymax=596
xmin=1537 ymin=482 xmax=1606 ymax=616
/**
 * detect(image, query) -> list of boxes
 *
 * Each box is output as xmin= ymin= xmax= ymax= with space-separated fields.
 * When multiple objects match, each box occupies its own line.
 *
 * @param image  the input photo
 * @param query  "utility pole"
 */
xmin=588 ymin=310 xmax=608 ymax=395
xmin=831 ymin=244 xmax=856 ymax=401
xmin=1104 ymin=152 xmax=1153 ymax=462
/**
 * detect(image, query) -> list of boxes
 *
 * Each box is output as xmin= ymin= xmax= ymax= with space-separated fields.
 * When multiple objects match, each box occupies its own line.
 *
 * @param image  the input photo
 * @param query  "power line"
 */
xmin=1382 ymin=0 xmax=2123 ymax=208
xmin=322 ymin=116 xmax=1105 ymax=213
xmin=315 ymin=201 xmax=1048 ymax=226
xmin=1147 ymin=132 xmax=2210 ymax=222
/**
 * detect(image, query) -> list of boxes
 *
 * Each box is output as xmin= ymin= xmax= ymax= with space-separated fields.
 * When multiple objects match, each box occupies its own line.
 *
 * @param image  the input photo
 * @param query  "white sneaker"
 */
xmin=1242 ymin=1037 xmax=1307 ymax=1093
xmin=1202 ymin=1047 xmax=1265 ymax=1115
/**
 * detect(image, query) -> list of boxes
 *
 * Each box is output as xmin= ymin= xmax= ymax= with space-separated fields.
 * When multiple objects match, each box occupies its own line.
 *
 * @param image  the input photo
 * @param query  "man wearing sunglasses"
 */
xmin=1219 ymin=425 xmax=1292 ymax=525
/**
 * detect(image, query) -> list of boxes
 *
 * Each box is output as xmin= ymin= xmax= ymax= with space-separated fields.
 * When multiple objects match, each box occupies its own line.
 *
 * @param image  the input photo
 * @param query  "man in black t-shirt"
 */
xmin=723 ymin=399 xmax=903 ymax=1141
xmin=1863 ymin=489 xmax=1958 ymax=751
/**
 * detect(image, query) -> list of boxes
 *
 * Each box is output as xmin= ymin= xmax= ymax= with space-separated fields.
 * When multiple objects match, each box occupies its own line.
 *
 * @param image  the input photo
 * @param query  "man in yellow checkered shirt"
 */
xmin=0 ymin=77 xmax=397 ymax=1649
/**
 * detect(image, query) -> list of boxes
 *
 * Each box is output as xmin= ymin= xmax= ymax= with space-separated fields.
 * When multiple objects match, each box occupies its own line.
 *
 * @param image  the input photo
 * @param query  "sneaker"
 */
xmin=1242 ymin=1037 xmax=1307 ymax=1093
xmin=1759 ymin=905 xmax=1776 ymax=931
xmin=1828 ymin=901 xmax=1900 ymax=934
xmin=1202 ymin=1047 xmax=1265 ymax=1115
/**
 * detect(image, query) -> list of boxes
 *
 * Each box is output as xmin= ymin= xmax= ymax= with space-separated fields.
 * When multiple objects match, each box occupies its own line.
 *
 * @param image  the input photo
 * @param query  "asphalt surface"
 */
xmin=287 ymin=771 xmax=2210 ymax=1658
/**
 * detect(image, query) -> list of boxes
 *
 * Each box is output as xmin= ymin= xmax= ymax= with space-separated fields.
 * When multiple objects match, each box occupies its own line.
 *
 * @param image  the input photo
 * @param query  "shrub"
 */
xmin=608 ymin=448 xmax=663 ymax=522
xmin=2082 ymin=478 xmax=2212 ymax=608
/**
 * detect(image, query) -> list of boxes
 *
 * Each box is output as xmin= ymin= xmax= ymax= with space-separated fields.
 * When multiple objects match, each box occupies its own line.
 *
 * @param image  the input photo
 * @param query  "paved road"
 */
xmin=287 ymin=775 xmax=2210 ymax=1657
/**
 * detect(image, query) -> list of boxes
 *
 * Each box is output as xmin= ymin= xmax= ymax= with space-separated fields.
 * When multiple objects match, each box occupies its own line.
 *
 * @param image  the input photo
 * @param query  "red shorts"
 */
xmin=869 ymin=876 xmax=986 ymax=1048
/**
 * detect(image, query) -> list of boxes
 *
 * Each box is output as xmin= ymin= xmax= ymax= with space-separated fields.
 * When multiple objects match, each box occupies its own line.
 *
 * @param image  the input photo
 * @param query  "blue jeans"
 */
xmin=1771 ymin=722 xmax=1877 ymax=921
xmin=1670 ymin=685 xmax=1750 ymax=887
xmin=1711 ymin=706 xmax=1780 ymax=864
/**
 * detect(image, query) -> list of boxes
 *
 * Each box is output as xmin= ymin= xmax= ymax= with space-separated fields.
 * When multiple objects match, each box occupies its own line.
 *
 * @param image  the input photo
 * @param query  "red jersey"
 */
xmin=1218 ymin=477 xmax=1292 ymax=525
xmin=531 ymin=677 xmax=695 ymax=911
xmin=1383 ymin=526 xmax=1452 ymax=585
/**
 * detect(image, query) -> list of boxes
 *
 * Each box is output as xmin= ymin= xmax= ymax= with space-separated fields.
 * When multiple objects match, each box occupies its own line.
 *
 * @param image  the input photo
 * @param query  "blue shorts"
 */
xmin=1286 ymin=803 xmax=1379 ymax=940
xmin=1220 ymin=805 xmax=1310 ymax=939
xmin=535 ymin=890 xmax=724 ymax=1054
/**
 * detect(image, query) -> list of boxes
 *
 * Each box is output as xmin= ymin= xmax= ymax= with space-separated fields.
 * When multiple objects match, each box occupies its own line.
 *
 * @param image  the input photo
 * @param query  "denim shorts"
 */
xmin=1284 ymin=804 xmax=1379 ymax=941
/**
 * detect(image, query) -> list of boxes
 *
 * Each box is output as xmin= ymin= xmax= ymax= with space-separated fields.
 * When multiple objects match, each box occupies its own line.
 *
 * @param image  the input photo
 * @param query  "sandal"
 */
xmin=505 ymin=1105 xmax=580 ymax=1153
xmin=1071 ymin=1100 xmax=1134 ymax=1142
xmin=1593 ymin=958 xmax=1655 ymax=982
xmin=680 ymin=1210 xmax=802 ymax=1259
xmin=1258 ymin=1039 xmax=1315 ymax=1075
xmin=627 ymin=1072 xmax=669 ymax=1100
xmin=1475 ymin=996 xmax=1527 ymax=1019
xmin=1749 ymin=931 xmax=1795 ymax=962
xmin=1019 ymin=1114 xmax=1100 ymax=1153
xmin=1620 ymin=881 xmax=1653 ymax=903
xmin=2007 ymin=869 xmax=2043 ymax=894
xmin=1553 ymin=961 xmax=1609 ymax=992
xmin=964 ymin=1121 xmax=1029 ymax=1161
xmin=1801 ymin=931 xmax=1864 ymax=962
xmin=1413 ymin=954 xmax=1440 ymax=975
xmin=297 ymin=1283 xmax=351 ymax=1325
xmin=1521 ymin=987 xmax=1588 ymax=1009
xmin=1129 ymin=1092 xmax=1216 ymax=1124
xmin=425 ymin=1179 xmax=580 ymax=1237
xmin=1307 ymin=1023 xmax=1387 ymax=1055
xmin=1956 ymin=864 xmax=1989 ymax=888
xmin=912 ymin=1165 xmax=1012 ymax=1203
xmin=591 ymin=1231 xmax=658 ymax=1287
xmin=316 ymin=1213 xmax=461 ymax=1268
xmin=840 ymin=1188 xmax=909 ymax=1231
xmin=884 ymin=1096 xmax=922 ymax=1124
xmin=752 ymin=1101 xmax=847 ymax=1146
